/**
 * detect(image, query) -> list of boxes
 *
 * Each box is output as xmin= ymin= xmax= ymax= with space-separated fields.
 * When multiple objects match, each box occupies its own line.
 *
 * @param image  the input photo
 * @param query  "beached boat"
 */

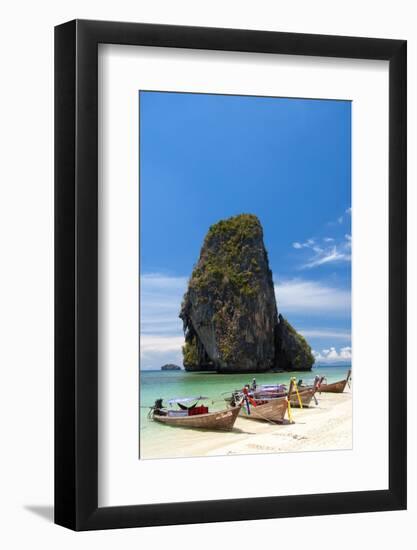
xmin=290 ymin=387 xmax=316 ymax=407
xmin=255 ymin=386 xmax=316 ymax=408
xmin=241 ymin=394 xmax=289 ymax=423
xmin=249 ymin=376 xmax=322 ymax=408
xmin=229 ymin=379 xmax=296 ymax=423
xmin=289 ymin=376 xmax=324 ymax=407
xmin=318 ymin=369 xmax=351 ymax=393
xmin=151 ymin=396 xmax=241 ymax=431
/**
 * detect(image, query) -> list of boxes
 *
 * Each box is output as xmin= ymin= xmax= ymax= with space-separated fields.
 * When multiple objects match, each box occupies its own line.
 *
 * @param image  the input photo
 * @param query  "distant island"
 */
xmin=161 ymin=364 xmax=182 ymax=371
xmin=179 ymin=214 xmax=314 ymax=373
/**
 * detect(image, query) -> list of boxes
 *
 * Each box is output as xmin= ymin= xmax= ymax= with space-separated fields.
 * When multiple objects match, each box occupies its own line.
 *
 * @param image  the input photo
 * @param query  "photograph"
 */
xmin=139 ymin=91 xmax=352 ymax=460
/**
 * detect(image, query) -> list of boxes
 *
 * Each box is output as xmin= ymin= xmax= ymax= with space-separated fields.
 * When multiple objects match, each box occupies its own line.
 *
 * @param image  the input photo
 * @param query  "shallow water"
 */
xmin=139 ymin=365 xmax=351 ymax=457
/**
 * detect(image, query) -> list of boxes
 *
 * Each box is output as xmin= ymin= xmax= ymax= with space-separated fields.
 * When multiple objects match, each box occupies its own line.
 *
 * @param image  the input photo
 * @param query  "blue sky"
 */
xmin=140 ymin=91 xmax=351 ymax=369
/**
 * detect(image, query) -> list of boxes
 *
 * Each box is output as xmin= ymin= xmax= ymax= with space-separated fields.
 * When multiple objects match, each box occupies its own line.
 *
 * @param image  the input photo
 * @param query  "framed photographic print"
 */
xmin=55 ymin=20 xmax=406 ymax=530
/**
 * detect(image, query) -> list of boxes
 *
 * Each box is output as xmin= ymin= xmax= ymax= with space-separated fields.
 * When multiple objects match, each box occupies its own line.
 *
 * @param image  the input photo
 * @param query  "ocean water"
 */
xmin=139 ymin=365 xmax=351 ymax=457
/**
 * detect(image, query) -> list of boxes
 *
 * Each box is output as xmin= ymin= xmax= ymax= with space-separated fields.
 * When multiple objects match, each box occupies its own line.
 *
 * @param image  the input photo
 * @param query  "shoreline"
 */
xmin=141 ymin=389 xmax=352 ymax=460
xmin=145 ymin=364 xmax=351 ymax=376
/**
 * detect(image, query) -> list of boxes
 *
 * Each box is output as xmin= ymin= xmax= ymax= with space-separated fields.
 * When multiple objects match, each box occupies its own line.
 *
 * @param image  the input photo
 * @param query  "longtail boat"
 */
xmin=150 ymin=396 xmax=241 ymax=431
xmin=290 ymin=376 xmax=324 ymax=407
xmin=318 ymin=369 xmax=351 ymax=393
xmin=249 ymin=376 xmax=323 ymax=408
xmin=290 ymin=386 xmax=317 ymax=407
xmin=241 ymin=394 xmax=289 ymax=423
xmin=229 ymin=379 xmax=295 ymax=423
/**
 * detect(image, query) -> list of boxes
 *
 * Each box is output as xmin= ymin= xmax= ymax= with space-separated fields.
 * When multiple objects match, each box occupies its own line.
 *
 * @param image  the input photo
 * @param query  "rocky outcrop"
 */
xmin=161 ymin=364 xmax=181 ymax=371
xmin=275 ymin=314 xmax=315 ymax=371
xmin=180 ymin=214 xmax=314 ymax=373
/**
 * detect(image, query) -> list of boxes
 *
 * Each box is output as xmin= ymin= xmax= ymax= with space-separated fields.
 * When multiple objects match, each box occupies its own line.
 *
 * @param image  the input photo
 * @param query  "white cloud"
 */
xmin=141 ymin=272 xmax=188 ymax=292
xmin=140 ymin=340 xmax=184 ymax=371
xmin=292 ymin=239 xmax=315 ymax=249
xmin=140 ymin=273 xmax=188 ymax=369
xmin=141 ymin=273 xmax=187 ymax=335
xmin=344 ymin=234 xmax=352 ymax=250
xmin=140 ymin=335 xmax=185 ymax=354
xmin=291 ymin=227 xmax=351 ymax=269
xmin=140 ymin=273 xmax=351 ymax=369
xmin=326 ymin=207 xmax=351 ymax=227
xmin=275 ymin=279 xmax=350 ymax=315
xmin=302 ymin=246 xmax=351 ymax=269
xmin=313 ymin=346 xmax=351 ymax=363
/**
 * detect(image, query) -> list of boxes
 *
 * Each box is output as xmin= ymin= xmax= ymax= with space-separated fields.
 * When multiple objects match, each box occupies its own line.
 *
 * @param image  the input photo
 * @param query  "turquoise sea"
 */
xmin=139 ymin=365 xmax=351 ymax=456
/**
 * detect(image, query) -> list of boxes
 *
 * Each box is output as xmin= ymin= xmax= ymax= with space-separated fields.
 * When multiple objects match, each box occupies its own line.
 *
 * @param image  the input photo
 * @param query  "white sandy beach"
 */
xmin=141 ymin=389 xmax=352 ymax=459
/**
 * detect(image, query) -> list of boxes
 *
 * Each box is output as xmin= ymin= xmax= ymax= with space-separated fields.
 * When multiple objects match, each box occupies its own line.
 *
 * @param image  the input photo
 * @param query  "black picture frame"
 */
xmin=55 ymin=19 xmax=407 ymax=531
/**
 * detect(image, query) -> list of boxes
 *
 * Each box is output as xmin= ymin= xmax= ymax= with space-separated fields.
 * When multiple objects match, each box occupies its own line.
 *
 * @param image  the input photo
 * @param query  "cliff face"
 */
xmin=275 ymin=314 xmax=315 ymax=371
xmin=180 ymin=214 xmax=314 ymax=373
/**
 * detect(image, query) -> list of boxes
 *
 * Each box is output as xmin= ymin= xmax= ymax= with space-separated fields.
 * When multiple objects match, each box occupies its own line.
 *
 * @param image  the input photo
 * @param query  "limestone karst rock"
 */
xmin=179 ymin=214 xmax=314 ymax=373
xmin=274 ymin=314 xmax=315 ymax=371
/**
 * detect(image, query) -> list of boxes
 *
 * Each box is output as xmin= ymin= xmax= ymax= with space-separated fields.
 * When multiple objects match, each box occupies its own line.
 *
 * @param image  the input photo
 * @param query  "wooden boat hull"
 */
xmin=241 ymin=396 xmax=288 ymax=423
xmin=252 ymin=388 xmax=316 ymax=408
xmin=290 ymin=388 xmax=316 ymax=407
xmin=153 ymin=406 xmax=240 ymax=431
xmin=319 ymin=379 xmax=348 ymax=393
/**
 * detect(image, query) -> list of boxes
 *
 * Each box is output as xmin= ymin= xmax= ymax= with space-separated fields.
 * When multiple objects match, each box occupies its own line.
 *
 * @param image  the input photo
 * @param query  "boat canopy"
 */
xmin=167 ymin=396 xmax=209 ymax=405
xmin=258 ymin=384 xmax=287 ymax=390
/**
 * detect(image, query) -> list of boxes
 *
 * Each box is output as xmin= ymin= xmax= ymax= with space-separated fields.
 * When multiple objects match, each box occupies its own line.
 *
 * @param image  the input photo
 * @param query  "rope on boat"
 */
xmin=286 ymin=397 xmax=293 ymax=424
xmin=291 ymin=377 xmax=303 ymax=409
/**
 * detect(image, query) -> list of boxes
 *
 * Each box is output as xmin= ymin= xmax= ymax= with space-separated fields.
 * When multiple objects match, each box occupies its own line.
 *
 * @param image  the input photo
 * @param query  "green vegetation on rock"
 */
xmin=182 ymin=336 xmax=198 ymax=369
xmin=189 ymin=214 xmax=263 ymax=298
xmin=275 ymin=315 xmax=315 ymax=371
xmin=179 ymin=214 xmax=314 ymax=373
